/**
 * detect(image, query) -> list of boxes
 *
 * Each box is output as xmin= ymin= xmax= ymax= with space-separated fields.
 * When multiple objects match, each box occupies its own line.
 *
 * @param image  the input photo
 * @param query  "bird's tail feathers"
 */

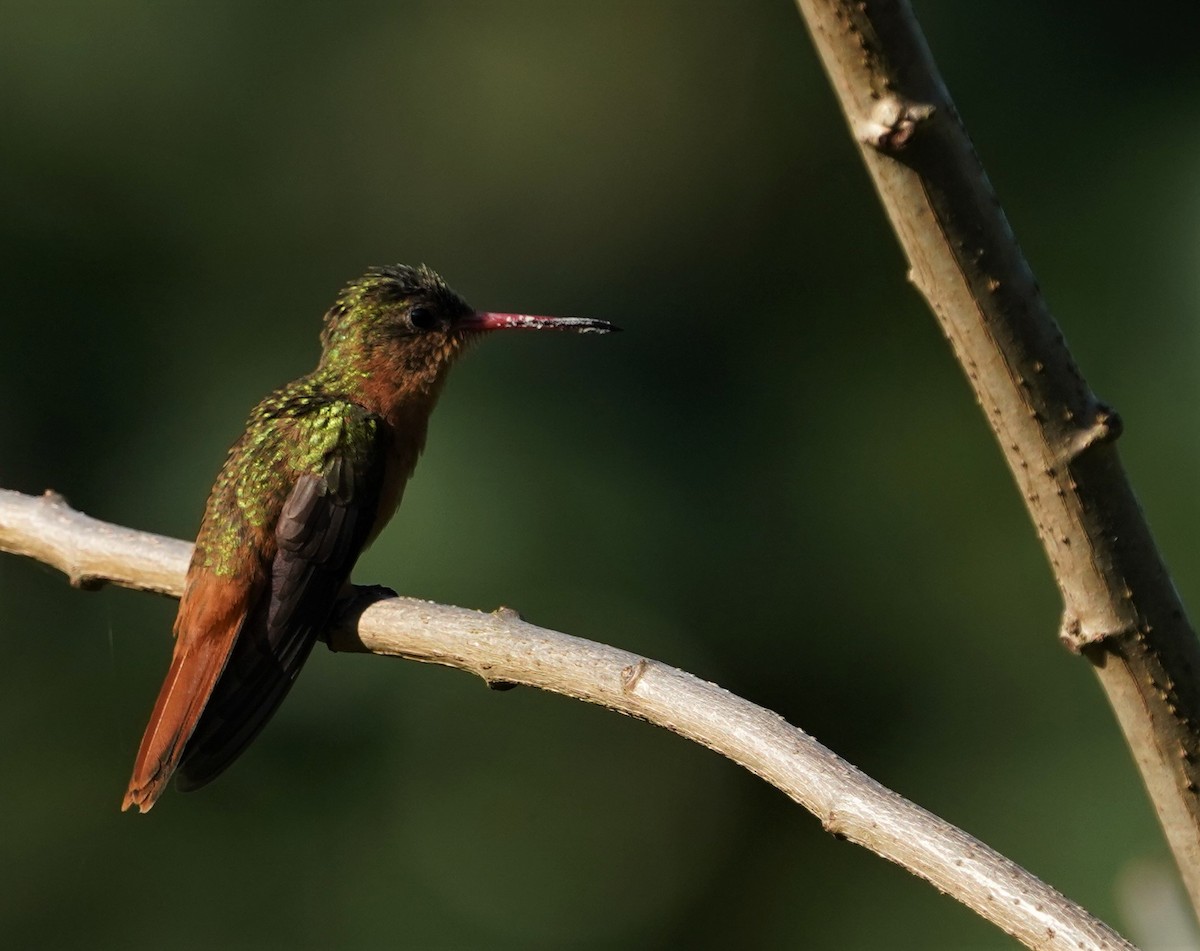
xmin=122 ymin=586 xmax=247 ymax=813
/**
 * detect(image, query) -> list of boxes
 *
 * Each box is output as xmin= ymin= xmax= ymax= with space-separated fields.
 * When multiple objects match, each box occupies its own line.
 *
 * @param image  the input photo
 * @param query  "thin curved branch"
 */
xmin=793 ymin=0 xmax=1200 ymax=915
xmin=0 ymin=487 xmax=1133 ymax=950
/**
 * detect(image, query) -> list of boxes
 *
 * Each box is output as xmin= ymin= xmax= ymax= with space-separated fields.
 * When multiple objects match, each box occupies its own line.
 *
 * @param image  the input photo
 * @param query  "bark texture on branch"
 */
xmin=0 ymin=486 xmax=1134 ymax=950
xmin=793 ymin=0 xmax=1200 ymax=912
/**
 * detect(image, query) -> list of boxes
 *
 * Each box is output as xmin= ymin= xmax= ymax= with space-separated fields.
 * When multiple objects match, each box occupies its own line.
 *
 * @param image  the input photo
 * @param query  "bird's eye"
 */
xmin=408 ymin=307 xmax=437 ymax=331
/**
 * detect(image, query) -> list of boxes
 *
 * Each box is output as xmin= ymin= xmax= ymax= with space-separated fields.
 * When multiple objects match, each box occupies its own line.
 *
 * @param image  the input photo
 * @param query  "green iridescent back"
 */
xmin=193 ymin=370 xmax=380 ymax=579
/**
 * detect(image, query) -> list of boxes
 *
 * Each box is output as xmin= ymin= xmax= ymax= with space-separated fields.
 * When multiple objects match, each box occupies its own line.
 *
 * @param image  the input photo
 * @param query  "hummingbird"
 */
xmin=122 ymin=264 xmax=616 ymax=812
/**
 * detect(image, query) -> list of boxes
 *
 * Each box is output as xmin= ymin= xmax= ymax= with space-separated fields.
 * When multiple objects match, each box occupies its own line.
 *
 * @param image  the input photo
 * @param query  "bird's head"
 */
xmin=318 ymin=264 xmax=616 ymax=396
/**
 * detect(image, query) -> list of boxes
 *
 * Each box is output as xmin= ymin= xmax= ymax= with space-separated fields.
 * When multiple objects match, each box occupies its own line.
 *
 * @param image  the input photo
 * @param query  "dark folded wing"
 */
xmin=176 ymin=408 xmax=385 ymax=790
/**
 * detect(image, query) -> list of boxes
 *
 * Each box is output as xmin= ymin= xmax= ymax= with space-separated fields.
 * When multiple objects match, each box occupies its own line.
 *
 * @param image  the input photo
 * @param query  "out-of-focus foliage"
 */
xmin=2 ymin=2 xmax=1199 ymax=947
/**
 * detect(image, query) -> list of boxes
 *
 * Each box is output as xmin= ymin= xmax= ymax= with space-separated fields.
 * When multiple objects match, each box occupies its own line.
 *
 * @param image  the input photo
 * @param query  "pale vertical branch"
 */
xmin=0 ymin=487 xmax=1135 ymax=949
xmin=792 ymin=0 xmax=1200 ymax=913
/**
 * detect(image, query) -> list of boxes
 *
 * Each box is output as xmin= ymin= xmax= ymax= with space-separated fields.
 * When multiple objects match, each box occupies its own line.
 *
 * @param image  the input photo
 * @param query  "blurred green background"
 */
xmin=2 ymin=1 xmax=1199 ymax=947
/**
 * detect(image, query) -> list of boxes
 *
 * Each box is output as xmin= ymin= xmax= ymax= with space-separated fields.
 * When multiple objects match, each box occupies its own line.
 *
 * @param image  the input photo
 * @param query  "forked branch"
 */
xmin=793 ymin=0 xmax=1200 ymax=916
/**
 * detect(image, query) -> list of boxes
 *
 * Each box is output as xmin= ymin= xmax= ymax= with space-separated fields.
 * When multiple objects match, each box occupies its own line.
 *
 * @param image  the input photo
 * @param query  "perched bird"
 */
xmin=123 ymin=264 xmax=616 ymax=812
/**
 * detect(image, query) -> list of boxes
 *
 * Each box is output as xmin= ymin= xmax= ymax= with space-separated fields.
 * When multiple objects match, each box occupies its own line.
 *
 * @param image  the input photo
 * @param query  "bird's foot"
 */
xmin=322 ymin=584 xmax=399 ymax=651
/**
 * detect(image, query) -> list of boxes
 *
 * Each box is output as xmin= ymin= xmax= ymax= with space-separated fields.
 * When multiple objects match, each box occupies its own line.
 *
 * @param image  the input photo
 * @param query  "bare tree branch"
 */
xmin=793 ymin=0 xmax=1200 ymax=915
xmin=0 ymin=486 xmax=1135 ymax=950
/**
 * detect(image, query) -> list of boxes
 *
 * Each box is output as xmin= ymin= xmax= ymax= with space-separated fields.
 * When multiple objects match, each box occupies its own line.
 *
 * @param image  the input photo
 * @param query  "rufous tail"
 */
xmin=122 ymin=579 xmax=248 ymax=813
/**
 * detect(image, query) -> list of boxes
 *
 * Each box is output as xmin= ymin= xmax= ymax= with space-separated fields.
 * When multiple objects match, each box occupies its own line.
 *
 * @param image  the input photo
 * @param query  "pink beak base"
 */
xmin=460 ymin=312 xmax=619 ymax=334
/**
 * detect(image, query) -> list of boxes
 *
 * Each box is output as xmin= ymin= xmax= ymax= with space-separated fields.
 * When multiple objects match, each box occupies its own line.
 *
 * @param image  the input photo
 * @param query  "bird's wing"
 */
xmin=174 ymin=403 xmax=387 ymax=792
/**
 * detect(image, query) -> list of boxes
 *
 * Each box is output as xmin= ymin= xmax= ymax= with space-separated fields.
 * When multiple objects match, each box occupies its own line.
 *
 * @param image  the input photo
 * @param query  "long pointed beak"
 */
xmin=457 ymin=311 xmax=619 ymax=334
